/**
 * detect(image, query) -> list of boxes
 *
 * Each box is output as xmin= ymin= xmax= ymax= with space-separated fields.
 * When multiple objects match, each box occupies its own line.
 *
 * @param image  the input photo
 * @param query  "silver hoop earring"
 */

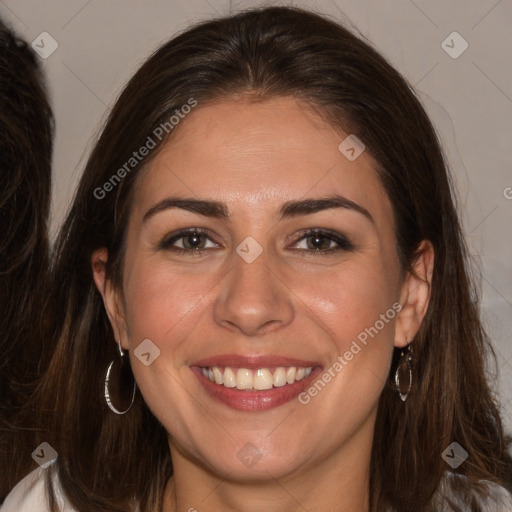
xmin=395 ymin=343 xmax=413 ymax=402
xmin=104 ymin=340 xmax=136 ymax=415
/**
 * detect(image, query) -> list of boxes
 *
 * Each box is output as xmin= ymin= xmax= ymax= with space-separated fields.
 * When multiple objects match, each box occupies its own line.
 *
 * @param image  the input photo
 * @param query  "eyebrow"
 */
xmin=142 ymin=194 xmax=374 ymax=225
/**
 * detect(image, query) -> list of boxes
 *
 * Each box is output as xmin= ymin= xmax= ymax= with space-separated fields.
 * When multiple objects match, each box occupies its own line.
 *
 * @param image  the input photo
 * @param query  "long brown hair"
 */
xmin=18 ymin=6 xmax=511 ymax=511
xmin=0 ymin=17 xmax=53 ymax=500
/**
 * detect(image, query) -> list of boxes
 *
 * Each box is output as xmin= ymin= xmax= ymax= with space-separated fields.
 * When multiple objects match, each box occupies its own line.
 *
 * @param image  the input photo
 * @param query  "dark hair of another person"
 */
xmin=0 ymin=17 xmax=53 ymax=500
xmin=20 ymin=6 xmax=511 ymax=512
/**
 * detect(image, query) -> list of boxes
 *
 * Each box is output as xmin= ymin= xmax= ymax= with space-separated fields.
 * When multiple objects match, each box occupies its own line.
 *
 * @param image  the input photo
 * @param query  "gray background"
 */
xmin=1 ymin=0 xmax=511 ymax=431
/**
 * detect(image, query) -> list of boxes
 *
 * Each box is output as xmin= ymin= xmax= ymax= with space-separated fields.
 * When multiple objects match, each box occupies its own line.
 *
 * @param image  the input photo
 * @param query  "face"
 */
xmin=94 ymin=95 xmax=432 ymax=483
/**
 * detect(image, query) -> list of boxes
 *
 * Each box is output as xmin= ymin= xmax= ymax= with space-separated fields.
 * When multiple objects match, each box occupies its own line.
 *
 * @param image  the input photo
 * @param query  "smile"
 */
xmin=200 ymin=366 xmax=313 ymax=390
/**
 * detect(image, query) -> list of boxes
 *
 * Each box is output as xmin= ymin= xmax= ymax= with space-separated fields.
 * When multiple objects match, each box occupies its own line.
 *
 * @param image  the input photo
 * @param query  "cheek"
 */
xmin=296 ymin=259 xmax=400 ymax=406
xmin=301 ymin=258 xmax=398 ymax=340
xmin=122 ymin=260 xmax=211 ymax=346
xmin=298 ymin=265 xmax=398 ymax=402
xmin=122 ymin=261 xmax=211 ymax=427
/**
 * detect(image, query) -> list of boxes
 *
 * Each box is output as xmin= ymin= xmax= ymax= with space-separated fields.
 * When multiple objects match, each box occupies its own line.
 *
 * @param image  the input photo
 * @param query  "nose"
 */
xmin=213 ymin=246 xmax=295 ymax=337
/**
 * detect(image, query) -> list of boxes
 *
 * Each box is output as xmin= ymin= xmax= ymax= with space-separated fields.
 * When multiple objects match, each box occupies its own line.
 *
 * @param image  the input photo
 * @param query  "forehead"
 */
xmin=131 ymin=96 xmax=393 ymax=228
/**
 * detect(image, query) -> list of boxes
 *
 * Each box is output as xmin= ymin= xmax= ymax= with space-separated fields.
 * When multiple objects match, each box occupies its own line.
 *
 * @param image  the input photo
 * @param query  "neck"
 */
xmin=163 ymin=412 xmax=375 ymax=512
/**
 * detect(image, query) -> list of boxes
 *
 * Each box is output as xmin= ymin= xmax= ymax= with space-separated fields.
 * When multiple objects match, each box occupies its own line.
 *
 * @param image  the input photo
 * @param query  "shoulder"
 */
xmin=433 ymin=471 xmax=512 ymax=512
xmin=469 ymin=479 xmax=512 ymax=512
xmin=1 ymin=467 xmax=76 ymax=512
xmin=1 ymin=467 xmax=49 ymax=512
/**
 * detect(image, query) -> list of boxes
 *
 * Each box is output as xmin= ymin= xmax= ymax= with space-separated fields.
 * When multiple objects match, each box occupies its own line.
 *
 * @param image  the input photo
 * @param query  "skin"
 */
xmin=92 ymin=96 xmax=434 ymax=512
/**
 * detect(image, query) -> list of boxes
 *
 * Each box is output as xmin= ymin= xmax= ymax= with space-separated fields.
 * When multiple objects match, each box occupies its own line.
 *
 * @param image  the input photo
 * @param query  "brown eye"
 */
xmin=177 ymin=231 xmax=207 ymax=250
xmin=292 ymin=229 xmax=355 ymax=254
xmin=158 ymin=228 xmax=220 ymax=254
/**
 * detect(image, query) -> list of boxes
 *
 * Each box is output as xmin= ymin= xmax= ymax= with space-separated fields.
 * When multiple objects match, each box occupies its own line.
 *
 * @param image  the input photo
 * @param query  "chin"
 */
xmin=196 ymin=439 xmax=313 ymax=482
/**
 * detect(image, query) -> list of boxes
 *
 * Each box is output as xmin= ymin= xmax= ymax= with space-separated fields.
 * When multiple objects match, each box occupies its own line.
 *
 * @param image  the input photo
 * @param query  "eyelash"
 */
xmin=158 ymin=228 xmax=355 ymax=256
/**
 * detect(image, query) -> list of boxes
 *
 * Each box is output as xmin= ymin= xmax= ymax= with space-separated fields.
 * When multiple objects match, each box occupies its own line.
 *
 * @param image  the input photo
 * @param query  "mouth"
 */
xmin=191 ymin=355 xmax=322 ymax=411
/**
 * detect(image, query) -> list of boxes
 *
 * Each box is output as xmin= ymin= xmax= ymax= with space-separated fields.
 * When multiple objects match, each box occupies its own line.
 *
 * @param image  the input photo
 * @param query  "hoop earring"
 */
xmin=104 ymin=340 xmax=136 ymax=415
xmin=395 ymin=343 xmax=413 ymax=402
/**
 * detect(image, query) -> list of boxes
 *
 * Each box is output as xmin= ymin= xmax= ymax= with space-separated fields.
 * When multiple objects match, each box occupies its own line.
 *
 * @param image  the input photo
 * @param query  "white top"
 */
xmin=3 ymin=466 xmax=512 ymax=511
xmin=1 ymin=467 xmax=75 ymax=512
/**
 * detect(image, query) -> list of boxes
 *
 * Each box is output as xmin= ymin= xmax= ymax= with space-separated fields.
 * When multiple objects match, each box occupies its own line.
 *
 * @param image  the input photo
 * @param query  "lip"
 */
xmin=190 ymin=354 xmax=323 ymax=412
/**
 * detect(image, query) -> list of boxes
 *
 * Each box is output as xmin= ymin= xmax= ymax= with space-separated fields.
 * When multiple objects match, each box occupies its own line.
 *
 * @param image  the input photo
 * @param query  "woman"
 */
xmin=3 ymin=6 xmax=512 ymax=512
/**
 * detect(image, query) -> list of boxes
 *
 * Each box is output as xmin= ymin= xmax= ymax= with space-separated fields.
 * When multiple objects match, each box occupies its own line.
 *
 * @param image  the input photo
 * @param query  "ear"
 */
xmin=91 ymin=247 xmax=129 ymax=350
xmin=394 ymin=240 xmax=434 ymax=348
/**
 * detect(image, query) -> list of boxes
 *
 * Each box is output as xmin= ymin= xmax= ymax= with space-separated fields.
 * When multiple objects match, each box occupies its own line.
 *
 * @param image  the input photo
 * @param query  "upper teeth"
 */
xmin=201 ymin=366 xmax=313 ymax=390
